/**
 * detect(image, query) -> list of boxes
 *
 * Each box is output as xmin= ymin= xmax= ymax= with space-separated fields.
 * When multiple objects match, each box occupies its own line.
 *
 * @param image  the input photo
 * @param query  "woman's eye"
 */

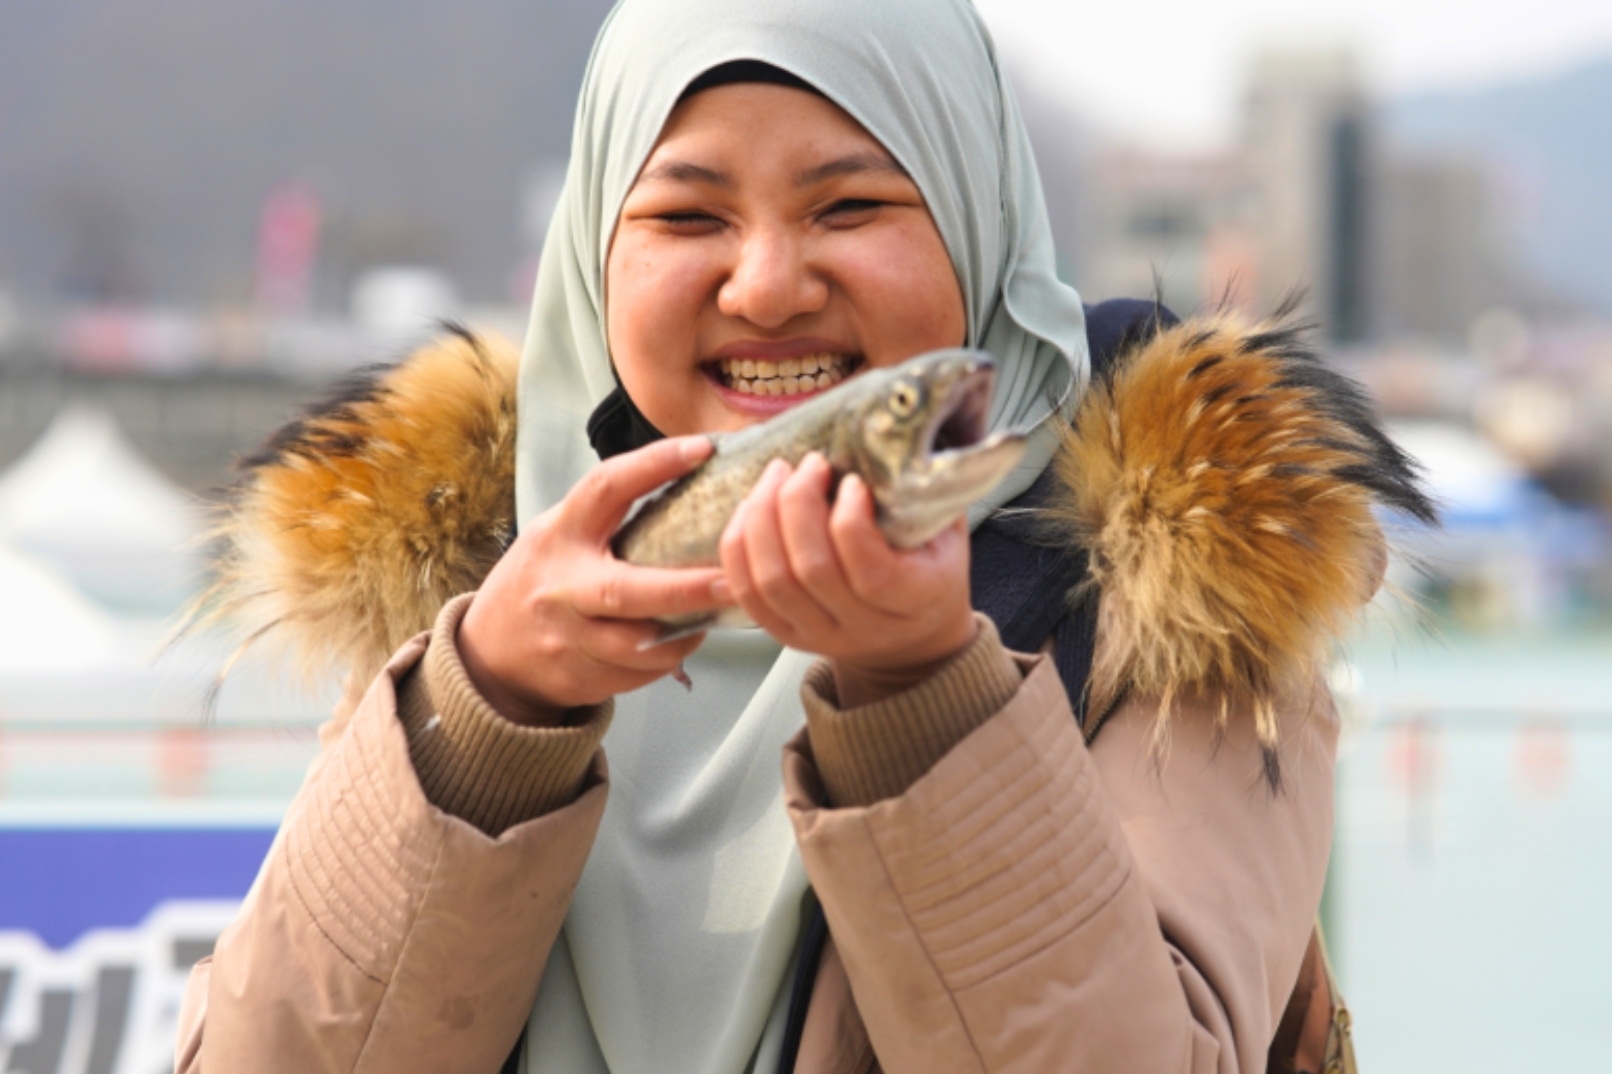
xmin=822 ymin=199 xmax=882 ymax=223
xmin=656 ymin=211 xmax=722 ymax=232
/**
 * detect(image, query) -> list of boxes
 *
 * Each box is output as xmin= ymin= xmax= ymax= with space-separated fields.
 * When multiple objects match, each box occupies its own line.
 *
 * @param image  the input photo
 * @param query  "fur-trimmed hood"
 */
xmin=1051 ymin=311 xmax=1432 ymax=764
xmin=182 ymin=325 xmax=519 ymax=690
xmin=182 ymin=312 xmax=1434 ymax=737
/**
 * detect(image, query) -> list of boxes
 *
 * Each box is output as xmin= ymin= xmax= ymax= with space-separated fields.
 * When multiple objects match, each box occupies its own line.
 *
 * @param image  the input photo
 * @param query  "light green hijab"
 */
xmin=513 ymin=1 xmax=1088 ymax=1071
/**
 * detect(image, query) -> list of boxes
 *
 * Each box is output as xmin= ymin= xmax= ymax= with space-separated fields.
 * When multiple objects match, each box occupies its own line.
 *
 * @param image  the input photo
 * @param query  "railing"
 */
xmin=1331 ymin=709 xmax=1612 ymax=1072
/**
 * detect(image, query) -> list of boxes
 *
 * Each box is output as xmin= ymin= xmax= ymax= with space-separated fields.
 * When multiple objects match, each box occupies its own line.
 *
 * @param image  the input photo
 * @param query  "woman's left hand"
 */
xmin=718 ymin=452 xmax=976 ymax=706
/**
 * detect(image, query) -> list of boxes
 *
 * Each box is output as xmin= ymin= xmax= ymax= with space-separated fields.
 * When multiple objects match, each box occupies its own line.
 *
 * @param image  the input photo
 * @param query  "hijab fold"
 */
xmin=514 ymin=2 xmax=1088 ymax=1070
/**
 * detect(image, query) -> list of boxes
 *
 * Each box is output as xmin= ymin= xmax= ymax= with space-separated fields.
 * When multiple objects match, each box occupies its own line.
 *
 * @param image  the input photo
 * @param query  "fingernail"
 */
xmin=681 ymin=436 xmax=713 ymax=462
xmin=711 ymin=577 xmax=732 ymax=602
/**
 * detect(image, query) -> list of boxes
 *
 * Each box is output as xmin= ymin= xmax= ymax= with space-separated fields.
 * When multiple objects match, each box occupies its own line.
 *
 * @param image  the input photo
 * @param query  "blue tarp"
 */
xmin=0 ymin=828 xmax=275 ymax=949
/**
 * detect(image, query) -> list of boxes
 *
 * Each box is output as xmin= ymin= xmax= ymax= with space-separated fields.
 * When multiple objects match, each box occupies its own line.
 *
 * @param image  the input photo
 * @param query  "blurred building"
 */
xmin=1079 ymin=150 xmax=1255 ymax=318
xmin=1372 ymin=153 xmax=1510 ymax=340
xmin=1076 ymin=48 xmax=1515 ymax=346
xmin=1241 ymin=51 xmax=1374 ymax=341
xmin=0 ymin=0 xmax=615 ymax=310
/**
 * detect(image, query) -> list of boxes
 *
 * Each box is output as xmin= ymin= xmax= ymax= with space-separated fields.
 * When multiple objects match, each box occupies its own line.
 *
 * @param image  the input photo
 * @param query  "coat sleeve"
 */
xmin=174 ymin=602 xmax=614 ymax=1074
xmin=784 ymin=631 xmax=1335 ymax=1074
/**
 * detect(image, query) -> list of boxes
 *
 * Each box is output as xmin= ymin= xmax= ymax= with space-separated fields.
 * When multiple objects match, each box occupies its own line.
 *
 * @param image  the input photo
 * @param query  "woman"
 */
xmin=178 ymin=0 xmax=1428 ymax=1071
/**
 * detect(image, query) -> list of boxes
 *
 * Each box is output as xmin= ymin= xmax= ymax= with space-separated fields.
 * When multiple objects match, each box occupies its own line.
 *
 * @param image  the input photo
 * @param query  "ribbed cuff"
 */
xmin=396 ymin=593 xmax=612 ymax=836
xmin=801 ymin=614 xmax=1023 ymax=807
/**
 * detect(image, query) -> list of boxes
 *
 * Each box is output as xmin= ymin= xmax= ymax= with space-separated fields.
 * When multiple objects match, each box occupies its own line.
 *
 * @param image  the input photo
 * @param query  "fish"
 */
xmin=612 ymin=347 xmax=1028 ymax=639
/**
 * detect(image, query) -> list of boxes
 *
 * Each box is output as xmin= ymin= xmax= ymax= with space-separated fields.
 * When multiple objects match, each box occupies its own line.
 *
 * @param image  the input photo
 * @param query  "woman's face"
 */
xmin=606 ymin=82 xmax=967 ymax=436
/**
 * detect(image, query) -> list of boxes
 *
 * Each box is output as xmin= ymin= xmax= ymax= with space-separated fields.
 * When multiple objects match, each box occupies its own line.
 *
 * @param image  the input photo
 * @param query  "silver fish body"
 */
xmin=612 ymin=348 xmax=1027 ymax=636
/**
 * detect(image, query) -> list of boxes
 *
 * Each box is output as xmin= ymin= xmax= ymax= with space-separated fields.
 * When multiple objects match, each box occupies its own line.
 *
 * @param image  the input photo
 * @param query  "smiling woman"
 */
xmin=607 ymin=83 xmax=965 ymax=433
xmin=169 ymin=0 xmax=1419 ymax=1072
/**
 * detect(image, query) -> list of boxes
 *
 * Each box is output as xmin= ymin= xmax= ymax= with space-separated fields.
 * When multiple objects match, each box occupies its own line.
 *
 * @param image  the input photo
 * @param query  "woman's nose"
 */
xmin=716 ymin=228 xmax=827 ymax=328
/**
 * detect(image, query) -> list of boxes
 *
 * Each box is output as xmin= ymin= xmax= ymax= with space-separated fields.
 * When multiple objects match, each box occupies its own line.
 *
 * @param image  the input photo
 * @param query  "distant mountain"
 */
xmin=1387 ymin=55 xmax=1612 ymax=315
xmin=0 ymin=0 xmax=613 ymax=308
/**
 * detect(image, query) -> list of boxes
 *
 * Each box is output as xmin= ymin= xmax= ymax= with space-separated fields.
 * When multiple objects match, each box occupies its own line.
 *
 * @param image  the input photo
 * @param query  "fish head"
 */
xmin=841 ymin=349 xmax=1028 ymax=548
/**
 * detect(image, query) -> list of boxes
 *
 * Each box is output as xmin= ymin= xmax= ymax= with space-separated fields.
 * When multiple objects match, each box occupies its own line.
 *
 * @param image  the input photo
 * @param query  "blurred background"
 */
xmin=1 ymin=1 xmax=1609 ymax=1070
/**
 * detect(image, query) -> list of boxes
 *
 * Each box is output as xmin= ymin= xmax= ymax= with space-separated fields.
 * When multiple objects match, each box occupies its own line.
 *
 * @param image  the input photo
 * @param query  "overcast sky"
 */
xmin=974 ymin=0 xmax=1612 ymax=148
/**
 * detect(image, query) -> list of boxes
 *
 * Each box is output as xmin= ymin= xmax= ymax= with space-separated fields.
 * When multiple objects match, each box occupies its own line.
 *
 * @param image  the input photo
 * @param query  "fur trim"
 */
xmin=183 ymin=312 xmax=1435 ymax=765
xmin=179 ymin=325 xmax=518 ymax=690
xmin=1051 ymin=309 xmax=1435 ymax=781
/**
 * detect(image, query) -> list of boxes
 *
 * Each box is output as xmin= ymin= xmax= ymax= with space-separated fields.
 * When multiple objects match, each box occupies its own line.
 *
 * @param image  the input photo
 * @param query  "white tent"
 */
xmin=0 ymin=406 xmax=201 ymax=614
xmin=0 ymin=542 xmax=122 ymax=676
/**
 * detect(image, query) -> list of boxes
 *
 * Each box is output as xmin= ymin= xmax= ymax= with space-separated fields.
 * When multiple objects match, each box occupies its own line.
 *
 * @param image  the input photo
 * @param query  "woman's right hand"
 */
xmin=458 ymin=436 xmax=730 ymax=727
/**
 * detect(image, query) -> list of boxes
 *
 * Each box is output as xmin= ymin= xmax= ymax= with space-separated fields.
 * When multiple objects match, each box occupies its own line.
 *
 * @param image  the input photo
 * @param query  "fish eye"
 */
xmin=889 ymin=381 xmax=921 ymax=419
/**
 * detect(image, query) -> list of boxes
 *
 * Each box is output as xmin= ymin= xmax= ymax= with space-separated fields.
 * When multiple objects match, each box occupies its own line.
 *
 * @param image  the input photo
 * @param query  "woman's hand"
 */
xmin=458 ymin=436 xmax=730 ymax=726
xmin=719 ymin=452 xmax=976 ymax=707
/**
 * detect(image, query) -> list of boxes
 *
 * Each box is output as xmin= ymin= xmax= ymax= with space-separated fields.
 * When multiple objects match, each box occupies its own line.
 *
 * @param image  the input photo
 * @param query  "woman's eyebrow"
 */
xmin=796 ymin=151 xmax=905 ymax=187
xmin=637 ymin=161 xmax=733 ymax=188
xmin=635 ymin=151 xmax=904 ymax=189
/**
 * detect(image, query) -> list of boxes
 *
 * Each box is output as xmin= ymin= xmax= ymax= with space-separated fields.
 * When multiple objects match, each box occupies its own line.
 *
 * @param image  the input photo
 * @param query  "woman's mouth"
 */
xmin=712 ymin=353 xmax=858 ymax=396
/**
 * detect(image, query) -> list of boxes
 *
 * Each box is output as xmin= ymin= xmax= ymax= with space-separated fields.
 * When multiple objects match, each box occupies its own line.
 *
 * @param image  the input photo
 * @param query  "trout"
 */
xmin=613 ymin=348 xmax=1028 ymax=637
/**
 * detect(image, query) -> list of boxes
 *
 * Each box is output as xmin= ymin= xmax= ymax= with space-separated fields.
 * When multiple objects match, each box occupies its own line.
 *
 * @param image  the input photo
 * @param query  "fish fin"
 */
xmin=636 ymin=605 xmax=758 ymax=650
xmin=637 ymin=616 xmax=718 ymax=650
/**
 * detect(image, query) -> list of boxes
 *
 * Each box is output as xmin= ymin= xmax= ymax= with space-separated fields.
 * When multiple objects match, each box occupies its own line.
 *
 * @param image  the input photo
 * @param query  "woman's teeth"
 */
xmin=716 ymin=353 xmax=855 ymax=396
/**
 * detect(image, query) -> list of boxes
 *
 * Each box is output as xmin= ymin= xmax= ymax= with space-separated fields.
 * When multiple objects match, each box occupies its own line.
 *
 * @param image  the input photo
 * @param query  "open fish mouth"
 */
xmin=921 ymin=359 xmax=994 ymax=462
xmin=879 ymin=354 xmax=1028 ymax=548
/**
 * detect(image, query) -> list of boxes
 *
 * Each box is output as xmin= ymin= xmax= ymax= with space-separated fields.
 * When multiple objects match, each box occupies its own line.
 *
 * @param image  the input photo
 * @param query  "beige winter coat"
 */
xmin=175 ymin=312 xmax=1424 ymax=1072
xmin=176 ymin=598 xmax=1335 ymax=1074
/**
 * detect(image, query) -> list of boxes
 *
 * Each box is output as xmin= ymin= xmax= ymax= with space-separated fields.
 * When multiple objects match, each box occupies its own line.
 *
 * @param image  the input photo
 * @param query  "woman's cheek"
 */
xmin=609 ymin=240 xmax=708 ymax=347
xmin=833 ymin=228 xmax=965 ymax=354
